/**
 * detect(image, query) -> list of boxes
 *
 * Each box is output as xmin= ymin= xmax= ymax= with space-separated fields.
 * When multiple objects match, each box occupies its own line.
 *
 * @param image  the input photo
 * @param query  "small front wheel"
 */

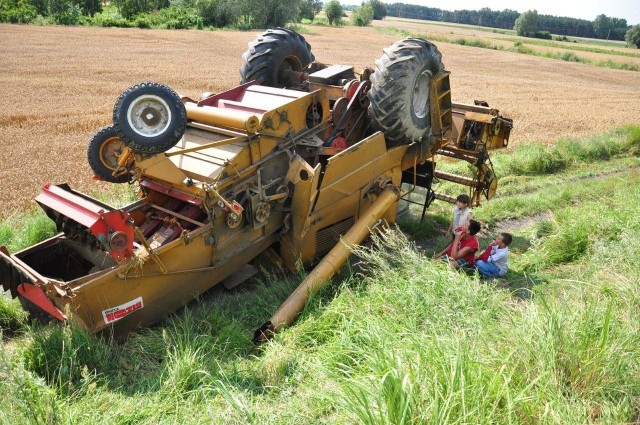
xmin=87 ymin=125 xmax=131 ymax=183
xmin=113 ymin=82 xmax=187 ymax=154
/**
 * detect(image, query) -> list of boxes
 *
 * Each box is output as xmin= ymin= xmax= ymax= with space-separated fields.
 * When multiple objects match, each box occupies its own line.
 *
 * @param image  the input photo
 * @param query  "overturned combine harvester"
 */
xmin=0 ymin=29 xmax=512 ymax=340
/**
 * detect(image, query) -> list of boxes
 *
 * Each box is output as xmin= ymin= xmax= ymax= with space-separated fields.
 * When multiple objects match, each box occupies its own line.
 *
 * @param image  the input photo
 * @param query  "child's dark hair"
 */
xmin=500 ymin=232 xmax=513 ymax=246
xmin=456 ymin=194 xmax=470 ymax=205
xmin=468 ymin=219 xmax=481 ymax=235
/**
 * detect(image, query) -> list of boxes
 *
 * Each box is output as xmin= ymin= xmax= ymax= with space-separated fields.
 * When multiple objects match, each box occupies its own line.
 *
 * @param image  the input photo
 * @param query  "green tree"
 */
xmin=48 ymin=0 xmax=81 ymax=23
xmin=77 ymin=0 xmax=101 ymax=16
xmin=0 ymin=0 xmax=37 ymax=22
xmin=28 ymin=0 xmax=46 ymax=16
xmin=351 ymin=2 xmax=373 ymax=26
xmin=593 ymin=14 xmax=613 ymax=39
xmin=369 ymin=0 xmax=386 ymax=20
xmin=115 ymin=0 xmax=168 ymax=19
xmin=196 ymin=0 xmax=236 ymax=27
xmin=478 ymin=7 xmax=492 ymax=26
xmin=626 ymin=24 xmax=640 ymax=48
xmin=234 ymin=0 xmax=301 ymax=28
xmin=298 ymin=0 xmax=320 ymax=20
xmin=117 ymin=0 xmax=143 ymax=18
xmin=324 ymin=0 xmax=342 ymax=25
xmin=514 ymin=9 xmax=539 ymax=37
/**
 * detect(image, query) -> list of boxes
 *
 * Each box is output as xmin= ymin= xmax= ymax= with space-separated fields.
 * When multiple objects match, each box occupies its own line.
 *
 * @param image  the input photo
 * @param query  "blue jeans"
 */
xmin=475 ymin=260 xmax=502 ymax=279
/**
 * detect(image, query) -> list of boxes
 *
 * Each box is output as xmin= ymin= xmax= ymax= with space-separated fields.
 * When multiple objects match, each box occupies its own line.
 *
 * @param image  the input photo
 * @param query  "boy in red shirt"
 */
xmin=434 ymin=220 xmax=481 ymax=269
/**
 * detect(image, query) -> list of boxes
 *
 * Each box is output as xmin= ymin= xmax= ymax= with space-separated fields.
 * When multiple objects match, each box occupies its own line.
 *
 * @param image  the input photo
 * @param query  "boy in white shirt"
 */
xmin=445 ymin=194 xmax=473 ymax=239
xmin=474 ymin=232 xmax=512 ymax=279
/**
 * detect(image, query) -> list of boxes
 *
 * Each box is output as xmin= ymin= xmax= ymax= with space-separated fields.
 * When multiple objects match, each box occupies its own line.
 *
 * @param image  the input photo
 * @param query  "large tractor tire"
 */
xmin=113 ymin=82 xmax=187 ymax=155
xmin=368 ymin=38 xmax=445 ymax=148
xmin=87 ymin=125 xmax=131 ymax=183
xmin=240 ymin=27 xmax=315 ymax=88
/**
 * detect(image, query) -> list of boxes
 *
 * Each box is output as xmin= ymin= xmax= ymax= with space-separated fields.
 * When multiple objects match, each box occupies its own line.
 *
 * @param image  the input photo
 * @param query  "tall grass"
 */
xmin=22 ymin=322 xmax=113 ymax=393
xmin=492 ymin=126 xmax=640 ymax=176
xmin=503 ymin=36 xmax=640 ymax=59
xmin=0 ymin=296 xmax=28 ymax=337
xmin=0 ymin=212 xmax=56 ymax=252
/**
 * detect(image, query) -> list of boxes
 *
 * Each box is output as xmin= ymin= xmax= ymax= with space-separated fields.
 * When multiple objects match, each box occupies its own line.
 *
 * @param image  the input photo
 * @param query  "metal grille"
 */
xmin=315 ymin=216 xmax=356 ymax=256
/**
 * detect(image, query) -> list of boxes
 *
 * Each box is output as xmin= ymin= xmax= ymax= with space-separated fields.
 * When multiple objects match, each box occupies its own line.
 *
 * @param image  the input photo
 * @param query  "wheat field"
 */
xmin=1 ymin=23 xmax=639 ymax=218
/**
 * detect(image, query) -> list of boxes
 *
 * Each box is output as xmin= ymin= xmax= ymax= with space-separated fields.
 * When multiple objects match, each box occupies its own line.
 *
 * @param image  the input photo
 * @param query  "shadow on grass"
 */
xmin=491 ymin=270 xmax=550 ymax=300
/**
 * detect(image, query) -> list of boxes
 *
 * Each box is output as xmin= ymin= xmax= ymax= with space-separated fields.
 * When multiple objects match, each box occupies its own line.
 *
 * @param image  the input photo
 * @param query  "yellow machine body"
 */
xmin=0 ymin=39 xmax=512 ymax=338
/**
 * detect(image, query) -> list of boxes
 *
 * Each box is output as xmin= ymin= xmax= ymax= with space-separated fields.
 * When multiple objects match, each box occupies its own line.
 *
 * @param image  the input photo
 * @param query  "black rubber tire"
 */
xmin=367 ymin=38 xmax=445 ymax=148
xmin=240 ymin=27 xmax=315 ymax=88
xmin=113 ymin=82 xmax=187 ymax=155
xmin=87 ymin=125 xmax=131 ymax=183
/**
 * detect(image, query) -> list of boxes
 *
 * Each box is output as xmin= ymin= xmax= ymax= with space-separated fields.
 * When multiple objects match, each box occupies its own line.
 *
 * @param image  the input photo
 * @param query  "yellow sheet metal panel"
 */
xmin=279 ymin=158 xmax=321 ymax=269
xmin=136 ymin=154 xmax=190 ymax=188
xmin=316 ymin=132 xmax=407 ymax=210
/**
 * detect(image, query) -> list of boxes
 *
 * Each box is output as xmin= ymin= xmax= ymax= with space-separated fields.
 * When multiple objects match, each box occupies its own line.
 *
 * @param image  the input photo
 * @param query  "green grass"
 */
xmin=0 ymin=212 xmax=56 ymax=253
xmin=380 ymin=25 xmax=640 ymax=72
xmin=374 ymin=25 xmax=412 ymax=38
xmin=0 ymin=296 xmax=28 ymax=337
xmin=501 ymin=36 xmax=640 ymax=59
xmin=1 ymin=127 xmax=640 ymax=423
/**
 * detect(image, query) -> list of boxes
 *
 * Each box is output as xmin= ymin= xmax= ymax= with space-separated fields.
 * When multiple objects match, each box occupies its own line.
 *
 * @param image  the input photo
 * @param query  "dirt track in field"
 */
xmin=0 ymin=23 xmax=639 ymax=219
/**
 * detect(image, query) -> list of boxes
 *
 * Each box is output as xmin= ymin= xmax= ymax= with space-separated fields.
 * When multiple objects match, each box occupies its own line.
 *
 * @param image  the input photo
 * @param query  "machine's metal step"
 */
xmin=436 ymin=148 xmax=480 ymax=164
xmin=433 ymin=192 xmax=458 ymax=204
xmin=434 ymin=170 xmax=479 ymax=187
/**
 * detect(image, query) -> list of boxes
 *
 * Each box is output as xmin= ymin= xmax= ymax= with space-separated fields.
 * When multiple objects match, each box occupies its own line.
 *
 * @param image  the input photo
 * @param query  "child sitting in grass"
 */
xmin=434 ymin=220 xmax=481 ymax=269
xmin=474 ymin=232 xmax=512 ymax=279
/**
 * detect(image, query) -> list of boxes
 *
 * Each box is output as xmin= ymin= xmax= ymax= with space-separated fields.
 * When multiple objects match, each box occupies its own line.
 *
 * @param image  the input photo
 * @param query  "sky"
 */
xmin=343 ymin=0 xmax=640 ymax=25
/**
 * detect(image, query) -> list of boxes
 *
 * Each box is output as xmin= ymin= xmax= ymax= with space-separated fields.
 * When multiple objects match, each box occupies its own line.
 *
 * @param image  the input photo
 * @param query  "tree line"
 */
xmin=0 ymin=0 xmax=327 ymax=28
xmin=0 ymin=0 xmax=388 ymax=28
xmin=386 ymin=3 xmax=631 ymax=41
xmin=1 ymin=0 xmax=638 ymax=49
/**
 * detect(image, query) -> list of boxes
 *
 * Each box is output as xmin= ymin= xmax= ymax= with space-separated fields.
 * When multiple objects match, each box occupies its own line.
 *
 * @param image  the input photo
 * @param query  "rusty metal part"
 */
xmin=133 ymin=227 xmax=168 ymax=274
xmin=331 ymin=97 xmax=350 ymax=130
xmin=434 ymin=170 xmax=478 ymax=187
xmin=226 ymin=212 xmax=242 ymax=229
xmin=146 ymin=213 xmax=185 ymax=232
xmin=254 ymin=202 xmax=271 ymax=224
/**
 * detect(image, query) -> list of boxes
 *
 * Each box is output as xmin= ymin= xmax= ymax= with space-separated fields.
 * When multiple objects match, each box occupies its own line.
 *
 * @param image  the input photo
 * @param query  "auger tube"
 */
xmin=254 ymin=185 xmax=400 ymax=343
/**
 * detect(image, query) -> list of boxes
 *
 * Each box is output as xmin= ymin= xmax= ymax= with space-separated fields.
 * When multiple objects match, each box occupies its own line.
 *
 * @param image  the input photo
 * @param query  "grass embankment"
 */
xmin=1 ymin=126 xmax=639 ymax=423
xmin=376 ymin=26 xmax=640 ymax=72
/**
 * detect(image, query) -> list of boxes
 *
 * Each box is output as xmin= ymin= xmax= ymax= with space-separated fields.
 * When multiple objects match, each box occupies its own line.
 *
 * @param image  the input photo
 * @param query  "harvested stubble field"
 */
xmin=1 ymin=23 xmax=639 ymax=219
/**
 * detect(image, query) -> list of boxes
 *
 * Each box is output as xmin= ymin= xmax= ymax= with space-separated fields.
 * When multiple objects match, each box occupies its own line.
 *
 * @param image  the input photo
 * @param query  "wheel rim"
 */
xmin=412 ymin=70 xmax=431 ymax=119
xmin=126 ymin=94 xmax=172 ymax=138
xmin=277 ymin=55 xmax=303 ymax=85
xmin=279 ymin=55 xmax=302 ymax=71
xmin=100 ymin=136 xmax=125 ymax=170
